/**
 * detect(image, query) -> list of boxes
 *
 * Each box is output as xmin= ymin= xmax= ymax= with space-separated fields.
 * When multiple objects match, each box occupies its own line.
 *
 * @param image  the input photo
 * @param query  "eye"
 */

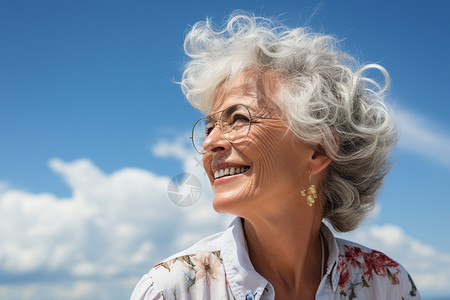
xmin=230 ymin=113 xmax=250 ymax=126
xmin=233 ymin=113 xmax=249 ymax=121
xmin=205 ymin=121 xmax=214 ymax=136
xmin=221 ymin=104 xmax=251 ymax=129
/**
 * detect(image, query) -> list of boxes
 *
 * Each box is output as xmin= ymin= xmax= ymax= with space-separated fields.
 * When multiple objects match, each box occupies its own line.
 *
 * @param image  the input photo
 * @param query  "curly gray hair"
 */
xmin=181 ymin=12 xmax=397 ymax=232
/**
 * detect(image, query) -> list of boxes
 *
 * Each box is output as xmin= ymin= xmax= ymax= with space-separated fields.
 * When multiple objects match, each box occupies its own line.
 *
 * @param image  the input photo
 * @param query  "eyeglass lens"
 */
xmin=192 ymin=104 xmax=251 ymax=153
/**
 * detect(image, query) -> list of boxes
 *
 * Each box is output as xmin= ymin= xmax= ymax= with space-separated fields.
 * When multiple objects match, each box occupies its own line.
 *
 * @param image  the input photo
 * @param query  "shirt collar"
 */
xmin=320 ymin=222 xmax=340 ymax=292
xmin=219 ymin=217 xmax=269 ymax=299
xmin=219 ymin=217 xmax=341 ymax=297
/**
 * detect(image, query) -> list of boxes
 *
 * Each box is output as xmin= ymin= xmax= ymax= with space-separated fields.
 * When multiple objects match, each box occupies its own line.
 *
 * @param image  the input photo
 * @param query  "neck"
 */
xmin=242 ymin=205 xmax=326 ymax=298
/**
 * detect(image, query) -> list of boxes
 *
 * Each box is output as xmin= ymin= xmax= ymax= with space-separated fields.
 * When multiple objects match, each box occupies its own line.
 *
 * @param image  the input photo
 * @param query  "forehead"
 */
xmin=211 ymin=70 xmax=283 ymax=115
xmin=211 ymin=73 xmax=259 ymax=113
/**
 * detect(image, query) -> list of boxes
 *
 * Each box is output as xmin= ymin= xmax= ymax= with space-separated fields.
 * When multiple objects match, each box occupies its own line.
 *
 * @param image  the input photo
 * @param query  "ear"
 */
xmin=309 ymin=149 xmax=331 ymax=176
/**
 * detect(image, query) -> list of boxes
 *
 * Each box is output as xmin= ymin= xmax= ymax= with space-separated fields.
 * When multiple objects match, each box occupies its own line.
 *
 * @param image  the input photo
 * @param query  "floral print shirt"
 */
xmin=131 ymin=218 xmax=420 ymax=300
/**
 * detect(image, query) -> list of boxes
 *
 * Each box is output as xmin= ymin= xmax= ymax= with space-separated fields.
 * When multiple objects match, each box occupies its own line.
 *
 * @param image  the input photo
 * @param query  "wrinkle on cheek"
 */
xmin=251 ymin=127 xmax=308 ymax=195
xmin=247 ymin=128 xmax=290 ymax=189
xmin=234 ymin=179 xmax=256 ymax=207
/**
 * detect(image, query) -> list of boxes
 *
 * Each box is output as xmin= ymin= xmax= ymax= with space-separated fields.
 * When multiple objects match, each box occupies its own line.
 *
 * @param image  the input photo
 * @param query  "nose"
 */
xmin=202 ymin=123 xmax=230 ymax=153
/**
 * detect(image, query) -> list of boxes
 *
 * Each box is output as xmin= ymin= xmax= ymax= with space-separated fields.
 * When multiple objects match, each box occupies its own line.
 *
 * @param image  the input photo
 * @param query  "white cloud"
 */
xmin=152 ymin=134 xmax=194 ymax=162
xmin=396 ymin=109 xmax=450 ymax=167
xmin=0 ymin=279 xmax=135 ymax=300
xmin=338 ymin=224 xmax=450 ymax=296
xmin=0 ymin=140 xmax=231 ymax=300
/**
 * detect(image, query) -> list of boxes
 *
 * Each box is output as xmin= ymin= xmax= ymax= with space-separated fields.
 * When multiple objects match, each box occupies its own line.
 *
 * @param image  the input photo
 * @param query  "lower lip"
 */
xmin=214 ymin=171 xmax=248 ymax=185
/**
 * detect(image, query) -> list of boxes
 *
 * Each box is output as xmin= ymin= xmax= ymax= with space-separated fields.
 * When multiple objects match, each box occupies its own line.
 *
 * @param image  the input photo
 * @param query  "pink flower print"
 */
xmin=343 ymin=246 xmax=364 ymax=269
xmin=191 ymin=252 xmax=222 ymax=286
xmin=362 ymin=250 xmax=399 ymax=282
xmin=338 ymin=245 xmax=402 ymax=299
xmin=337 ymin=256 xmax=350 ymax=292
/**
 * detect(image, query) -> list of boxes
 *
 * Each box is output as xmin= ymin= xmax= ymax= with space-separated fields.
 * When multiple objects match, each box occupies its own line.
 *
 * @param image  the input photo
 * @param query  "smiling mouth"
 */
xmin=214 ymin=166 xmax=250 ymax=179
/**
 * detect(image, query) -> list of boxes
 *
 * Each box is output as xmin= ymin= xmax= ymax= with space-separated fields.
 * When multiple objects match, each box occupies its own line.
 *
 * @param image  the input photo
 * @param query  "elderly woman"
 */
xmin=131 ymin=13 xmax=419 ymax=300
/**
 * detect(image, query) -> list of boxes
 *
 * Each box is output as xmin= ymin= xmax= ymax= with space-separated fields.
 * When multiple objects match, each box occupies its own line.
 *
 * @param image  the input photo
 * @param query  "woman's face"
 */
xmin=202 ymin=73 xmax=317 ymax=218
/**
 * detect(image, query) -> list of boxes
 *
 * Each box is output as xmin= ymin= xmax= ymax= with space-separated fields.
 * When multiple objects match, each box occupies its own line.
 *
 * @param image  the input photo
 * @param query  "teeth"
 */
xmin=230 ymin=167 xmax=235 ymax=175
xmin=213 ymin=166 xmax=249 ymax=179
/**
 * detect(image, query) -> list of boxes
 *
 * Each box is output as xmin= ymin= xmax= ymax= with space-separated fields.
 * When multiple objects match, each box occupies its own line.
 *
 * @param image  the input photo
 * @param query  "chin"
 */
xmin=212 ymin=193 xmax=244 ymax=216
xmin=212 ymin=197 xmax=232 ymax=214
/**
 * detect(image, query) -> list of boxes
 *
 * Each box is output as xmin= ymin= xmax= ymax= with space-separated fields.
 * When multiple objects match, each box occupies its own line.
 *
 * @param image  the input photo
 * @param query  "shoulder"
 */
xmin=334 ymin=238 xmax=420 ymax=299
xmin=130 ymin=230 xmax=229 ymax=300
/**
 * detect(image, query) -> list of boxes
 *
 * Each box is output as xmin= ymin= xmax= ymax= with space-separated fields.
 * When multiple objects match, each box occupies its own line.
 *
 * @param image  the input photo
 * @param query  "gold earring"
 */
xmin=301 ymin=170 xmax=317 ymax=207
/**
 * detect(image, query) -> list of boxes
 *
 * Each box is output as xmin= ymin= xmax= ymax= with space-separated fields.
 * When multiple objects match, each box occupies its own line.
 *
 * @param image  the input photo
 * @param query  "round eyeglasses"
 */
xmin=190 ymin=104 xmax=279 ymax=154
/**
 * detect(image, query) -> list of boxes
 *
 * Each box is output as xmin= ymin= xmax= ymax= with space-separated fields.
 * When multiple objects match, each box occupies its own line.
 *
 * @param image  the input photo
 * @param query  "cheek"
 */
xmin=243 ymin=128 xmax=305 ymax=187
xmin=246 ymin=128 xmax=287 ymax=170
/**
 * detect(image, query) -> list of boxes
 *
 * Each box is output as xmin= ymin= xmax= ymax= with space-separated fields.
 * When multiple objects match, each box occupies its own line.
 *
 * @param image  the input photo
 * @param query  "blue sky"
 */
xmin=1 ymin=1 xmax=449 ymax=299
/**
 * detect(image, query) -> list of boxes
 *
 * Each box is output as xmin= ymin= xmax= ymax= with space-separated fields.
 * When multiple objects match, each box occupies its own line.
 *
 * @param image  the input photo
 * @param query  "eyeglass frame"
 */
xmin=189 ymin=104 xmax=280 ymax=154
